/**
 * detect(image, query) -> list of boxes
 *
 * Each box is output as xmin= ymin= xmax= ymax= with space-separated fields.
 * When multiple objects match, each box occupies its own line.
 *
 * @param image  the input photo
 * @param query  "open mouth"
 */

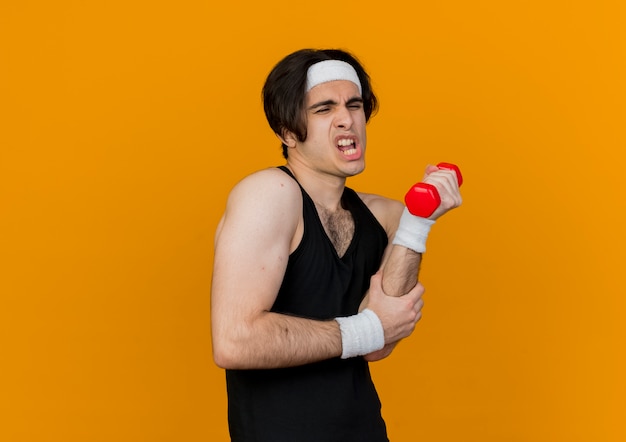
xmin=337 ymin=137 xmax=358 ymax=156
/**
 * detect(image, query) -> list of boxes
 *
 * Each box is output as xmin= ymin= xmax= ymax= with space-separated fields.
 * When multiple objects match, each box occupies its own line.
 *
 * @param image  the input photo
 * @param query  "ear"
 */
xmin=277 ymin=129 xmax=297 ymax=148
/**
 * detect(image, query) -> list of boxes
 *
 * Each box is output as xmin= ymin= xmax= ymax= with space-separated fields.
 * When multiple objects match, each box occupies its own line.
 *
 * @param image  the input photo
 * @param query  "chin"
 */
xmin=344 ymin=162 xmax=365 ymax=177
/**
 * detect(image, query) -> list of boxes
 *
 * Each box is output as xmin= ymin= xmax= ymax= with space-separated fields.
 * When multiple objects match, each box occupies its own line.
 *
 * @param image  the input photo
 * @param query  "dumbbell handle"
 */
xmin=404 ymin=162 xmax=463 ymax=218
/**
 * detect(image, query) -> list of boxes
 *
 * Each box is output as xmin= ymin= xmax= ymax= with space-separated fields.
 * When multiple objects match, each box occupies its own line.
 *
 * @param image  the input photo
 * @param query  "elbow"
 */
xmin=211 ymin=316 xmax=240 ymax=369
xmin=212 ymin=335 xmax=247 ymax=370
xmin=213 ymin=353 xmax=230 ymax=370
xmin=212 ymin=346 xmax=236 ymax=370
xmin=211 ymin=311 xmax=266 ymax=369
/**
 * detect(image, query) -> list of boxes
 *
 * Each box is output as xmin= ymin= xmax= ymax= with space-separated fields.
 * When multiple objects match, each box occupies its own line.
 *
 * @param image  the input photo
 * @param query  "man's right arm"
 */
xmin=211 ymin=169 xmax=343 ymax=369
xmin=210 ymin=169 xmax=422 ymax=370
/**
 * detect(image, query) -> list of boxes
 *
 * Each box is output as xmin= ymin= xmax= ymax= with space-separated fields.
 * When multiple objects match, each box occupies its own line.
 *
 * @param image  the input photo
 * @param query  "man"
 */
xmin=211 ymin=49 xmax=462 ymax=441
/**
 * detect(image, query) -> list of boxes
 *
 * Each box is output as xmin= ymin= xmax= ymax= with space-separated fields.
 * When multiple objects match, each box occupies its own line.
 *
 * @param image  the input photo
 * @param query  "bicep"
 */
xmin=211 ymin=173 xmax=300 ymax=329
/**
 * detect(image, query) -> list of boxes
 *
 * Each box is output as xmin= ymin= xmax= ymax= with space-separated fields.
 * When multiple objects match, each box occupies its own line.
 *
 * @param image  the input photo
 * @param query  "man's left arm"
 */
xmin=360 ymin=165 xmax=463 ymax=361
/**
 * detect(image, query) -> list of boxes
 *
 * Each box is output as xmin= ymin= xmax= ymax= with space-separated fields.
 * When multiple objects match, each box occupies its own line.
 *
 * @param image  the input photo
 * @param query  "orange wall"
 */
xmin=2 ymin=1 xmax=625 ymax=440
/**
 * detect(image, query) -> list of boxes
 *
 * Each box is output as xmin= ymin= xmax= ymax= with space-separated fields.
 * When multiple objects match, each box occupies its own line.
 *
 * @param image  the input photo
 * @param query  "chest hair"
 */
xmin=315 ymin=204 xmax=355 ymax=257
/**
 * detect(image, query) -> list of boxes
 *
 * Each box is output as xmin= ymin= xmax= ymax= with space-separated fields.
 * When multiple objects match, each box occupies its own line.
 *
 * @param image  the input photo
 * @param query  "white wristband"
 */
xmin=335 ymin=309 xmax=385 ymax=359
xmin=392 ymin=207 xmax=436 ymax=253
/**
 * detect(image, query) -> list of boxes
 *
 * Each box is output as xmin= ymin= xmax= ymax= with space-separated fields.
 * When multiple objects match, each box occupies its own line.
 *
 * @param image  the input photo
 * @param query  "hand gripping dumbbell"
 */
xmin=404 ymin=162 xmax=463 ymax=218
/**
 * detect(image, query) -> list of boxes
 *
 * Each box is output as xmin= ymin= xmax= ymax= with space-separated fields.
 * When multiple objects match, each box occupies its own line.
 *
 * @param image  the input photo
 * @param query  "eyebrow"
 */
xmin=307 ymin=97 xmax=364 ymax=111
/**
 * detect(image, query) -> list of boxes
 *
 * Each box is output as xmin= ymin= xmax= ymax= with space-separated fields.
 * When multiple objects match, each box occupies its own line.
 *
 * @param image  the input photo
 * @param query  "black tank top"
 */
xmin=226 ymin=166 xmax=389 ymax=442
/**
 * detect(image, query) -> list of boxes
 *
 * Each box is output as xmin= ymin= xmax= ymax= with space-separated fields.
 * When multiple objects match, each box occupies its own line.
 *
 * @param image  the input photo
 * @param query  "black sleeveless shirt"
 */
xmin=226 ymin=166 xmax=389 ymax=442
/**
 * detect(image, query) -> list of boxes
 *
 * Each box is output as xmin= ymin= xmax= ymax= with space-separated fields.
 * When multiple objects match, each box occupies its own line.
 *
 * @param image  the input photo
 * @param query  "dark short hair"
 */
xmin=262 ymin=49 xmax=378 ymax=159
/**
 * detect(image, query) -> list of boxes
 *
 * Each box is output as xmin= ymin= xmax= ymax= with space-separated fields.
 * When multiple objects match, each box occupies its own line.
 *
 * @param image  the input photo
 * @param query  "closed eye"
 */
xmin=309 ymin=99 xmax=336 ymax=114
xmin=347 ymin=98 xmax=363 ymax=110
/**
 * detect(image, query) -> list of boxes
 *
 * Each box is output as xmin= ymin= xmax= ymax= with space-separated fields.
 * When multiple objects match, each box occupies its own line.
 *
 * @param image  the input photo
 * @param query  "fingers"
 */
xmin=414 ymin=298 xmax=424 ymax=322
xmin=367 ymin=272 xmax=384 ymax=299
xmin=404 ymin=282 xmax=425 ymax=327
xmin=424 ymin=168 xmax=459 ymax=195
xmin=365 ymin=275 xmax=426 ymax=343
xmin=406 ymin=281 xmax=425 ymax=299
xmin=407 ymin=293 xmax=424 ymax=324
xmin=423 ymin=164 xmax=440 ymax=178
xmin=370 ymin=271 xmax=383 ymax=286
xmin=423 ymin=168 xmax=463 ymax=215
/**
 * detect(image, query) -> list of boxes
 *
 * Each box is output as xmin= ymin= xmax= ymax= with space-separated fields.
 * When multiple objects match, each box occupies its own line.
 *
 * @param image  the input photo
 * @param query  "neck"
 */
xmin=285 ymin=161 xmax=346 ymax=211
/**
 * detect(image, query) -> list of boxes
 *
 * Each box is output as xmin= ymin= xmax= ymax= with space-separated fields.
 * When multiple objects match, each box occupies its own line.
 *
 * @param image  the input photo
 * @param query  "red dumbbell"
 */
xmin=404 ymin=162 xmax=463 ymax=218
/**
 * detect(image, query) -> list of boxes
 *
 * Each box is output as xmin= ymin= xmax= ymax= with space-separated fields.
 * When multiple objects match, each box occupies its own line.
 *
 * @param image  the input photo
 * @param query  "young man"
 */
xmin=211 ymin=49 xmax=462 ymax=441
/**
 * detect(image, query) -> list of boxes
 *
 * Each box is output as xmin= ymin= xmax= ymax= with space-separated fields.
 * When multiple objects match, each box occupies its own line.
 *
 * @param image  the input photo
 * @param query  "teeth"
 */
xmin=337 ymin=139 xmax=354 ymax=147
xmin=342 ymin=148 xmax=357 ymax=155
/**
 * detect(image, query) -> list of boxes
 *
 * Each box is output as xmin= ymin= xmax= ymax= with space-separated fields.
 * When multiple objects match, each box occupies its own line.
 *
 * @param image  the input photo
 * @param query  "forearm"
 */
xmin=362 ymin=213 xmax=429 ymax=361
xmin=381 ymin=245 xmax=422 ymax=297
xmin=358 ymin=227 xmax=425 ymax=312
xmin=361 ymin=246 xmax=423 ymax=362
xmin=212 ymin=311 xmax=342 ymax=370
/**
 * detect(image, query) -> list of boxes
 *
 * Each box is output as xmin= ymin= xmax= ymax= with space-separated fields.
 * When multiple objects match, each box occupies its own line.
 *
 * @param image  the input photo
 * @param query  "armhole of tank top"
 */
xmin=345 ymin=187 xmax=388 ymax=245
xmin=276 ymin=166 xmax=308 ymax=259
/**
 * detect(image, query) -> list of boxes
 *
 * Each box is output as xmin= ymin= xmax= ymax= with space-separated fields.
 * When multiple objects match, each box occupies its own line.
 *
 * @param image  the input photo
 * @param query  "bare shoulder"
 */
xmin=216 ymin=167 xmax=301 ymax=242
xmin=357 ymin=192 xmax=404 ymax=236
xmin=223 ymin=167 xmax=301 ymax=218
xmin=230 ymin=167 xmax=300 ymax=201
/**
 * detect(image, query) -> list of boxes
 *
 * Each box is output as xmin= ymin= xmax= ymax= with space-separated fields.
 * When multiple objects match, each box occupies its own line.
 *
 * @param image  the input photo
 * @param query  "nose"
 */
xmin=334 ymin=105 xmax=353 ymax=130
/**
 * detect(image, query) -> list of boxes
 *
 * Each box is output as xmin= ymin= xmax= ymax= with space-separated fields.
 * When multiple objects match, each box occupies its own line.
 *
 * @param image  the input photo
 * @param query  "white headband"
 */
xmin=305 ymin=60 xmax=362 ymax=94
